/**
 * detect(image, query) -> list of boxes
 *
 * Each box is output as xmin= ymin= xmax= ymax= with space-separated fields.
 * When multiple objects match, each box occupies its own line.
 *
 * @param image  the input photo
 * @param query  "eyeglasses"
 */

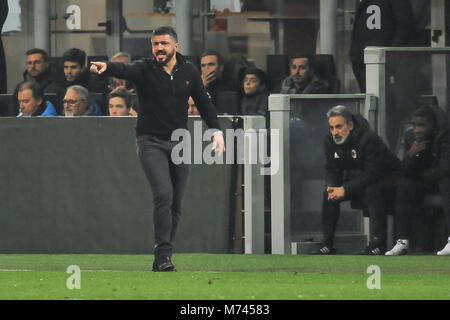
xmin=63 ymin=99 xmax=83 ymax=105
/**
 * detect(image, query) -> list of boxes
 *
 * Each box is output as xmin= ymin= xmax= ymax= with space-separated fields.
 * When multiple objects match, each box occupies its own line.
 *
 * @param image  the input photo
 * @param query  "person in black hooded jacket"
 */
xmin=350 ymin=0 xmax=414 ymax=92
xmin=386 ymin=105 xmax=450 ymax=256
xmin=318 ymin=105 xmax=400 ymax=255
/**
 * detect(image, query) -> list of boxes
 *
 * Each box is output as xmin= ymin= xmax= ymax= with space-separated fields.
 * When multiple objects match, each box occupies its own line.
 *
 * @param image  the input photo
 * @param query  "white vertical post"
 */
xmin=34 ymin=0 xmax=51 ymax=52
xmin=174 ymin=0 xmax=193 ymax=56
xmin=320 ymin=0 xmax=337 ymax=57
xmin=364 ymin=47 xmax=387 ymax=143
xmin=243 ymin=116 xmax=266 ymax=254
xmin=269 ymin=94 xmax=291 ymax=254
xmin=106 ymin=0 xmax=122 ymax=58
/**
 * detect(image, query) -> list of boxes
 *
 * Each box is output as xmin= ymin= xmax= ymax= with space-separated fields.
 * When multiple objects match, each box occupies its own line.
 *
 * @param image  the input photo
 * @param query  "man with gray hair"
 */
xmin=317 ymin=105 xmax=400 ymax=255
xmin=108 ymin=52 xmax=136 ymax=94
xmin=63 ymin=85 xmax=102 ymax=116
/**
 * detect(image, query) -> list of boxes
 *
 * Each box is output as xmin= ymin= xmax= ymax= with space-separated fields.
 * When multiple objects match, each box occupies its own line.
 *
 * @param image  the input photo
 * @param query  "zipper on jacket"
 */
xmin=170 ymin=67 xmax=180 ymax=95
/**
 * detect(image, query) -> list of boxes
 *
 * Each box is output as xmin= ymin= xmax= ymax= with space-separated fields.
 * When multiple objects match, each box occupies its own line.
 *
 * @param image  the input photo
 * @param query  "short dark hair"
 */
xmin=200 ymin=50 xmax=224 ymax=66
xmin=413 ymin=105 xmax=437 ymax=128
xmin=107 ymin=87 xmax=133 ymax=109
xmin=16 ymin=80 xmax=43 ymax=100
xmin=290 ymin=54 xmax=316 ymax=72
xmin=326 ymin=105 xmax=353 ymax=124
xmin=62 ymin=48 xmax=87 ymax=67
xmin=151 ymin=26 xmax=178 ymax=43
xmin=26 ymin=48 xmax=49 ymax=62
xmin=241 ymin=67 xmax=267 ymax=86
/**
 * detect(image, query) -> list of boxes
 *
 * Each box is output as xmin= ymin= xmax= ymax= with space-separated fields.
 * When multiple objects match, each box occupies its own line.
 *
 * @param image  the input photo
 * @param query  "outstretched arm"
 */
xmin=90 ymin=61 xmax=108 ymax=75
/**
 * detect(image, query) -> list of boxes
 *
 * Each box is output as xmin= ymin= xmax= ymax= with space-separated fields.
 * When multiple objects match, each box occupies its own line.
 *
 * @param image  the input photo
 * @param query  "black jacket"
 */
xmin=401 ymin=106 xmax=450 ymax=182
xmin=23 ymin=68 xmax=62 ymax=93
xmin=280 ymin=75 xmax=332 ymax=94
xmin=205 ymin=77 xmax=233 ymax=107
xmin=64 ymin=68 xmax=108 ymax=93
xmin=104 ymin=53 xmax=221 ymax=137
xmin=240 ymin=90 xmax=268 ymax=116
xmin=324 ymin=114 xmax=400 ymax=196
xmin=350 ymin=0 xmax=414 ymax=66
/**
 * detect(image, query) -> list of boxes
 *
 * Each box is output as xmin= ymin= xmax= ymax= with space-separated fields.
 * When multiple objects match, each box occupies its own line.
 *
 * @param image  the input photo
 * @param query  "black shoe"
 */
xmin=359 ymin=246 xmax=385 ymax=255
xmin=311 ymin=245 xmax=337 ymax=255
xmin=152 ymin=256 xmax=177 ymax=272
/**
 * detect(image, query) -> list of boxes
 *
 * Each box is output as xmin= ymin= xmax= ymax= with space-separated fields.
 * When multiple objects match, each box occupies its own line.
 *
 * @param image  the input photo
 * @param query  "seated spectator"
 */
xmin=280 ymin=55 xmax=332 ymax=94
xmin=107 ymin=87 xmax=137 ymax=116
xmin=62 ymin=48 xmax=108 ymax=113
xmin=200 ymin=50 xmax=233 ymax=106
xmin=15 ymin=81 xmax=57 ymax=117
xmin=63 ymin=85 xmax=102 ymax=117
xmin=23 ymin=48 xmax=64 ymax=95
xmin=108 ymin=52 xmax=136 ymax=93
xmin=385 ymin=105 xmax=450 ymax=256
xmin=62 ymin=48 xmax=107 ymax=92
xmin=318 ymin=105 xmax=400 ymax=255
xmin=239 ymin=67 xmax=269 ymax=116
xmin=187 ymin=96 xmax=199 ymax=115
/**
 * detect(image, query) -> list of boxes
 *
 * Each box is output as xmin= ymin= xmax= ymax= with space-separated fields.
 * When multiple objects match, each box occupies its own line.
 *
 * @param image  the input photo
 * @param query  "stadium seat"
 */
xmin=313 ymin=54 xmax=341 ymax=94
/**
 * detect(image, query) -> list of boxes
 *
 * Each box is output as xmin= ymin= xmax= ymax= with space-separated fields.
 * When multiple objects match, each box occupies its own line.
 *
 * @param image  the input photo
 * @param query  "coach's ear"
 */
xmin=349 ymin=121 xmax=354 ymax=131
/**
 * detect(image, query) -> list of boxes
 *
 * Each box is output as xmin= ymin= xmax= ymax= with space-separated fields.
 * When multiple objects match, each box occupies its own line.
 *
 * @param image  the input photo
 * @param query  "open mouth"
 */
xmin=156 ymin=51 xmax=167 ymax=59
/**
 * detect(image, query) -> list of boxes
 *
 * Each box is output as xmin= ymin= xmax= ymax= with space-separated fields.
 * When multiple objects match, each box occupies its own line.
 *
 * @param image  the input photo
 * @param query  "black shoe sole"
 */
xmin=152 ymin=262 xmax=177 ymax=272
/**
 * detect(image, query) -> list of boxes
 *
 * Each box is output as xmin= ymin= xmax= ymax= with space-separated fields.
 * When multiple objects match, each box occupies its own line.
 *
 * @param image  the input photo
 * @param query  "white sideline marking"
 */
xmin=0 ymin=269 xmax=126 ymax=272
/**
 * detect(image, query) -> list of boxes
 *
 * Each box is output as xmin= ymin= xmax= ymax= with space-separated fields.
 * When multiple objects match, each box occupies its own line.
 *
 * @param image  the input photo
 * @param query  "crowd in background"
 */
xmin=3 ymin=45 xmax=339 ymax=119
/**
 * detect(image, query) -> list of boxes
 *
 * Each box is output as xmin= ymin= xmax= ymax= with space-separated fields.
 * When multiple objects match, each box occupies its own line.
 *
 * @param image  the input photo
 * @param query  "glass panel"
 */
xmin=385 ymin=51 xmax=450 ymax=151
xmin=288 ymin=97 xmax=365 ymax=242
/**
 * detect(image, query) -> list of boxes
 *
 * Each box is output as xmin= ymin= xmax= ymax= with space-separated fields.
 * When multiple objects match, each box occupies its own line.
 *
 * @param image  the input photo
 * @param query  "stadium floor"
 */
xmin=0 ymin=254 xmax=449 ymax=300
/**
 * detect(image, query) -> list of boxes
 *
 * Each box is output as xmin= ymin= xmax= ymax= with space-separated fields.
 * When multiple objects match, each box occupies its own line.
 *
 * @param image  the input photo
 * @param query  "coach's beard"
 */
xmin=155 ymin=50 xmax=175 ymax=66
xmin=333 ymin=134 xmax=348 ymax=145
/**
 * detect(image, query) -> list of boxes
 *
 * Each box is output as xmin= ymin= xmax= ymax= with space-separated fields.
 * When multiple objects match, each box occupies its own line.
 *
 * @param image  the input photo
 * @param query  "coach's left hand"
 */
xmin=212 ymin=132 xmax=225 ymax=157
xmin=327 ymin=186 xmax=345 ymax=201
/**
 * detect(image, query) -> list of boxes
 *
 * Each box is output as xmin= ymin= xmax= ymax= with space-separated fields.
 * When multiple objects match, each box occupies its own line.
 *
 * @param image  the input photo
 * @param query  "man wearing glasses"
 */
xmin=62 ymin=85 xmax=102 ymax=117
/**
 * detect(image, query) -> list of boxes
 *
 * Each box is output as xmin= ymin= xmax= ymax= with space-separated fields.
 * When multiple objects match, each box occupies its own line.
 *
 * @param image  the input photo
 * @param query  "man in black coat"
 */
xmin=23 ymin=49 xmax=62 ymax=94
xmin=350 ymin=0 xmax=414 ymax=92
xmin=22 ymin=48 xmax=65 ymax=114
xmin=90 ymin=26 xmax=225 ymax=271
xmin=386 ymin=105 xmax=450 ymax=256
xmin=280 ymin=55 xmax=332 ymax=95
xmin=318 ymin=105 xmax=400 ymax=254
xmin=200 ymin=50 xmax=234 ymax=108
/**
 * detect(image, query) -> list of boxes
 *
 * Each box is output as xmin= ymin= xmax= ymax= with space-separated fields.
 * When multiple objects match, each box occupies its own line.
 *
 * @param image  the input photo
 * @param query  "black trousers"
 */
xmin=321 ymin=180 xmax=396 ymax=249
xmin=137 ymin=135 xmax=190 ymax=257
xmin=395 ymin=177 xmax=450 ymax=239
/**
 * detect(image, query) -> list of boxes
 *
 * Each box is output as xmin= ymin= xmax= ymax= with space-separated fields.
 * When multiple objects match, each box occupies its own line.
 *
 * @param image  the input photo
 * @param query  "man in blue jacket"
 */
xmin=90 ymin=26 xmax=225 ymax=272
xmin=15 ymin=81 xmax=57 ymax=117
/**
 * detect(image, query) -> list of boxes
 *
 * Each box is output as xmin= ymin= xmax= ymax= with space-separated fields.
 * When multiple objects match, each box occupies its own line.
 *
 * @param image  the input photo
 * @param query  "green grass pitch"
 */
xmin=0 ymin=254 xmax=449 ymax=300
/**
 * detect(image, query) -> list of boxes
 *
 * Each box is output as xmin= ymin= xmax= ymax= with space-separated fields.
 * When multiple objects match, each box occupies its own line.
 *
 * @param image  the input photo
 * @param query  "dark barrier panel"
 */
xmin=0 ymin=117 xmax=235 ymax=253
